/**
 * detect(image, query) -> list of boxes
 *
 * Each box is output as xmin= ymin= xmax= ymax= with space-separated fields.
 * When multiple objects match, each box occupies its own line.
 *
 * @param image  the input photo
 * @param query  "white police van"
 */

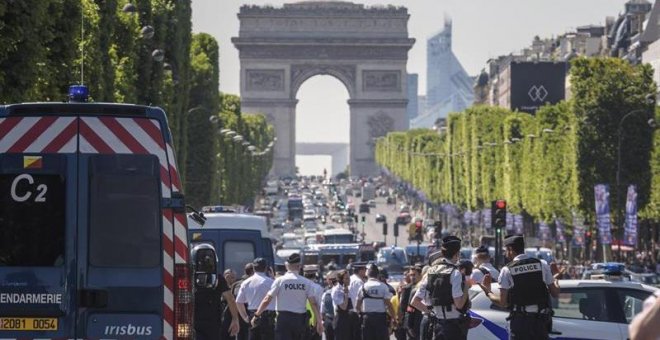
xmin=0 ymin=86 xmax=193 ymax=339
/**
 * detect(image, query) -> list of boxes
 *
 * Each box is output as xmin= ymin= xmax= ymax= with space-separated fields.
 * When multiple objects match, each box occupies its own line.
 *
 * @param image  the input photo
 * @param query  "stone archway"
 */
xmin=232 ymin=1 xmax=415 ymax=176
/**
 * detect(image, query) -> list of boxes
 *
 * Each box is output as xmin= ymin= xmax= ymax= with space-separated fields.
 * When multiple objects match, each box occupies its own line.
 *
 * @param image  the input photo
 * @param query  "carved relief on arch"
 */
xmin=366 ymin=111 xmax=395 ymax=152
xmin=290 ymin=64 xmax=356 ymax=98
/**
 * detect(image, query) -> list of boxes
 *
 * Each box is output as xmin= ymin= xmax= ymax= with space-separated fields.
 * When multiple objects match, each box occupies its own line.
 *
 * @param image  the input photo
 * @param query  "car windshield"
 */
xmin=377 ymin=248 xmax=408 ymax=274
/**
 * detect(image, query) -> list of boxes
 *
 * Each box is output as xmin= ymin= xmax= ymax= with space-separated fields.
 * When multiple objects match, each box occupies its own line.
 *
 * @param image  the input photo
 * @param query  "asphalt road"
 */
xmin=349 ymin=195 xmax=414 ymax=248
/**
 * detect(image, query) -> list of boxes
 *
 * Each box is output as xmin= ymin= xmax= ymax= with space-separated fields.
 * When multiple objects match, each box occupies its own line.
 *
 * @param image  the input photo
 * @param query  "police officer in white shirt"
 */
xmin=356 ymin=264 xmax=395 ymax=340
xmin=480 ymin=234 xmax=560 ymax=340
xmin=347 ymin=262 xmax=367 ymax=339
xmin=410 ymin=236 xmax=471 ymax=340
xmin=470 ymin=245 xmax=500 ymax=284
xmin=252 ymin=253 xmax=323 ymax=340
xmin=236 ymin=258 xmax=275 ymax=340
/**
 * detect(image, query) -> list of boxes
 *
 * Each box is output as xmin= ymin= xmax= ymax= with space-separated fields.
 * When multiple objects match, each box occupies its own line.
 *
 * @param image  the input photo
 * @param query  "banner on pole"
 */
xmin=594 ymin=184 xmax=613 ymax=245
xmin=572 ymin=213 xmax=585 ymax=247
xmin=514 ymin=215 xmax=524 ymax=235
xmin=555 ymin=218 xmax=566 ymax=243
xmin=539 ymin=222 xmax=551 ymax=242
xmin=623 ymin=185 xmax=638 ymax=246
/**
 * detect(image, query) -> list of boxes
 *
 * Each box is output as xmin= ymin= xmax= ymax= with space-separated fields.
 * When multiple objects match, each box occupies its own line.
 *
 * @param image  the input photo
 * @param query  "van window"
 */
xmin=0 ymin=174 xmax=65 ymax=266
xmin=89 ymin=155 xmax=161 ymax=267
xmin=224 ymin=241 xmax=255 ymax=276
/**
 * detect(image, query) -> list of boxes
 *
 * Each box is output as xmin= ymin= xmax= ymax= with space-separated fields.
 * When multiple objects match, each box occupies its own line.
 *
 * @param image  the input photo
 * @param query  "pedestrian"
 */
xmin=356 ymin=264 xmax=396 ymax=340
xmin=470 ymin=245 xmax=500 ymax=284
xmin=321 ymin=271 xmax=338 ymax=340
xmin=251 ymin=253 xmax=323 ymax=340
xmin=479 ymin=234 xmax=560 ymax=340
xmin=402 ymin=265 xmax=422 ymax=340
xmin=410 ymin=236 xmax=471 ymax=340
xmin=332 ymin=270 xmax=355 ymax=340
xmin=233 ymin=263 xmax=255 ymax=340
xmin=235 ymin=258 xmax=275 ymax=340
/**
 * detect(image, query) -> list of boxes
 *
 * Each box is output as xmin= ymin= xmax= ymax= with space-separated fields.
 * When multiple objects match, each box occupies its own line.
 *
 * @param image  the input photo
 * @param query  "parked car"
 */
xmin=468 ymin=279 xmax=658 ymax=339
xmin=375 ymin=214 xmax=387 ymax=223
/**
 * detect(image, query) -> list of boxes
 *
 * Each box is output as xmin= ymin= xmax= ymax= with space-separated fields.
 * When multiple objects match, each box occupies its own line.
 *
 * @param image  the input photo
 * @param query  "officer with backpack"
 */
xmin=252 ymin=253 xmax=323 ymax=340
xmin=356 ymin=264 xmax=396 ymax=340
xmin=410 ymin=236 xmax=471 ymax=340
xmin=470 ymin=245 xmax=499 ymax=284
xmin=479 ymin=234 xmax=560 ymax=340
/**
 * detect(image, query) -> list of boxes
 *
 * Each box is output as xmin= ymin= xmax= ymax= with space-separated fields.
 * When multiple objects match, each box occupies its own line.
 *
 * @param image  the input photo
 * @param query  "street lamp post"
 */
xmin=615 ymin=107 xmax=656 ymax=259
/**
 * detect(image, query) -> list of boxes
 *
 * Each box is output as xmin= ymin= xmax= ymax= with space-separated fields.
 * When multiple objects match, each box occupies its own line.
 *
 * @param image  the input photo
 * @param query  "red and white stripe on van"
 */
xmin=0 ymin=115 xmax=192 ymax=339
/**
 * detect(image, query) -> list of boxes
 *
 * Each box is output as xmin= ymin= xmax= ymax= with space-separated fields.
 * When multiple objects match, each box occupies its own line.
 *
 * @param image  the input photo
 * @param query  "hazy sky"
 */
xmin=191 ymin=0 xmax=628 ymax=174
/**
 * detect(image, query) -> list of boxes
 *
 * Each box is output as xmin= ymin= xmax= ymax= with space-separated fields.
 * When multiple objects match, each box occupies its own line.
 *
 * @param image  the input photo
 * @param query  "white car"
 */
xmin=468 ymin=279 xmax=658 ymax=339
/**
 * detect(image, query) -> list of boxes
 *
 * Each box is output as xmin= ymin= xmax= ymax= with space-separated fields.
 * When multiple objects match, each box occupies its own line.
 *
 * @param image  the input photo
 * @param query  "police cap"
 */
xmin=503 ymin=234 xmax=524 ymax=248
xmin=475 ymin=245 xmax=489 ymax=255
xmin=303 ymin=264 xmax=319 ymax=272
xmin=325 ymin=270 xmax=338 ymax=280
xmin=366 ymin=263 xmax=380 ymax=277
xmin=253 ymin=257 xmax=268 ymax=267
xmin=287 ymin=253 xmax=301 ymax=264
xmin=441 ymin=235 xmax=461 ymax=253
xmin=351 ymin=262 xmax=368 ymax=270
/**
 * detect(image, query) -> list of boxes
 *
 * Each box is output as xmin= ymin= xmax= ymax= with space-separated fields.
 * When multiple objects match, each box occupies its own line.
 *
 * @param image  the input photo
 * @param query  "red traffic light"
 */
xmin=495 ymin=200 xmax=507 ymax=209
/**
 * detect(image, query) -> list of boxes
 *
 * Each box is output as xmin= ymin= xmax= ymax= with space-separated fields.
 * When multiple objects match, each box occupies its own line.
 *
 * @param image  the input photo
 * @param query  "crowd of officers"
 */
xmin=195 ymin=233 xmax=563 ymax=340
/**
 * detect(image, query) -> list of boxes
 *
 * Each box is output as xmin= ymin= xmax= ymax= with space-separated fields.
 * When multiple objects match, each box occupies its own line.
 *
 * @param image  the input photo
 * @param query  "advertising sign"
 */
xmin=508 ymin=61 xmax=567 ymax=114
xmin=594 ymin=184 xmax=613 ymax=245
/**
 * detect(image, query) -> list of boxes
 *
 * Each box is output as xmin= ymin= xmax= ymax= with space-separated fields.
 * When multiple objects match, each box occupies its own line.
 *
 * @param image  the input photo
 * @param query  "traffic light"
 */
xmin=383 ymin=222 xmax=388 ymax=236
xmin=393 ymin=223 xmax=399 ymax=237
xmin=492 ymin=200 xmax=507 ymax=233
xmin=361 ymin=215 xmax=366 ymax=223
xmin=433 ymin=221 xmax=442 ymax=239
xmin=415 ymin=220 xmax=423 ymax=242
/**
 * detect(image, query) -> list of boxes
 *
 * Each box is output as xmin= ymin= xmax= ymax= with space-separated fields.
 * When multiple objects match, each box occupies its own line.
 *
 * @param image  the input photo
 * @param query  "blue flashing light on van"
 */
xmin=0 ymin=85 xmax=193 ymax=339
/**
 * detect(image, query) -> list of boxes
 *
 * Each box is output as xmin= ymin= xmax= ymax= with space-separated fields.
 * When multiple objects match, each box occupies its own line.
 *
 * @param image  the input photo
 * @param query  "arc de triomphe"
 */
xmin=232 ymin=1 xmax=414 ymax=177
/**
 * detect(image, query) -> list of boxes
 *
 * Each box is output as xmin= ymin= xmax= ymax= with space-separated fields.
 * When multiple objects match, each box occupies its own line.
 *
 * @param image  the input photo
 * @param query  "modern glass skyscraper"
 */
xmin=411 ymin=17 xmax=474 ymax=128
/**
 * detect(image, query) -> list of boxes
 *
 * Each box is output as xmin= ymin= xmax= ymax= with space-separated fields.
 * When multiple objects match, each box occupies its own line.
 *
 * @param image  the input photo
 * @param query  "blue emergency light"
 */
xmin=68 ymin=85 xmax=89 ymax=102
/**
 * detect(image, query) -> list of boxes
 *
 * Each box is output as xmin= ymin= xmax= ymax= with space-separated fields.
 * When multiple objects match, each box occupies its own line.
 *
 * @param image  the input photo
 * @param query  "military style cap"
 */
xmin=504 ymin=234 xmax=524 ymax=248
xmin=303 ymin=264 xmax=319 ymax=272
xmin=441 ymin=235 xmax=461 ymax=253
xmin=253 ymin=257 xmax=267 ymax=267
xmin=475 ymin=245 xmax=489 ymax=255
xmin=287 ymin=253 xmax=301 ymax=264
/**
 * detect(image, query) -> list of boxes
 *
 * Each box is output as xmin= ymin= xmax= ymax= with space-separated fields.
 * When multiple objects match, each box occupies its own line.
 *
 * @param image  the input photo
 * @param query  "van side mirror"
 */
xmin=191 ymin=243 xmax=218 ymax=289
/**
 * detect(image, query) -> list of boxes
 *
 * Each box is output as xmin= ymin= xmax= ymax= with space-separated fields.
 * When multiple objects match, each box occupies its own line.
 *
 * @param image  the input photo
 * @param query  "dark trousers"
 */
xmin=361 ymin=312 xmax=389 ymax=340
xmin=323 ymin=315 xmax=335 ymax=340
xmin=419 ymin=314 xmax=429 ymax=340
xmin=509 ymin=313 xmax=549 ymax=340
xmin=429 ymin=317 xmax=468 ymax=340
xmin=247 ymin=310 xmax=275 ymax=340
xmin=275 ymin=311 xmax=307 ymax=340
xmin=194 ymin=320 xmax=221 ymax=340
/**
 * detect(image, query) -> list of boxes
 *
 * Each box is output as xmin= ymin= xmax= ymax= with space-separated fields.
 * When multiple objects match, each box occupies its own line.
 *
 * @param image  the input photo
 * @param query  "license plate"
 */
xmin=0 ymin=317 xmax=58 ymax=331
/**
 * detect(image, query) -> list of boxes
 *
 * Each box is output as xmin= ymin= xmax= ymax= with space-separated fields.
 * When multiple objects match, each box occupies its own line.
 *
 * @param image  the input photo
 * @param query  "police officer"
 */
xmin=480 ymin=234 xmax=560 ymax=340
xmin=233 ymin=263 xmax=255 ymax=340
xmin=303 ymin=265 xmax=323 ymax=340
xmin=470 ymin=245 xmax=500 ymax=284
xmin=332 ymin=269 xmax=355 ymax=340
xmin=193 ymin=260 xmax=239 ymax=340
xmin=321 ymin=271 xmax=337 ymax=340
xmin=410 ymin=236 xmax=471 ymax=340
xmin=348 ymin=262 xmax=367 ymax=339
xmin=236 ymin=258 xmax=275 ymax=340
xmin=252 ymin=253 xmax=323 ymax=340
xmin=356 ymin=264 xmax=396 ymax=340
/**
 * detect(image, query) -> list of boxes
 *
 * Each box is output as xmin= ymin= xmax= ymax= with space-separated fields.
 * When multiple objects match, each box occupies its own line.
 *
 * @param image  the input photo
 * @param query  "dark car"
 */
xmin=375 ymin=214 xmax=386 ymax=223
xmin=359 ymin=202 xmax=370 ymax=214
